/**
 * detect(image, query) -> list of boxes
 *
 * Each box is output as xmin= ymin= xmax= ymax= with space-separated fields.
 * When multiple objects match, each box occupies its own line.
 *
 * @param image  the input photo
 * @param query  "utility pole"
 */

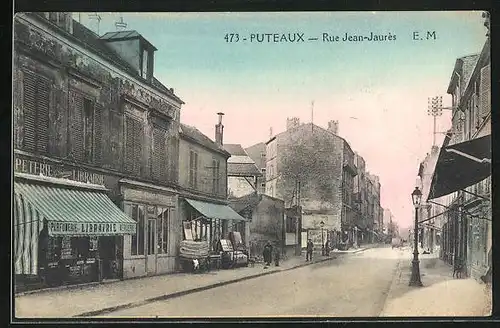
xmin=427 ymin=96 xmax=443 ymax=147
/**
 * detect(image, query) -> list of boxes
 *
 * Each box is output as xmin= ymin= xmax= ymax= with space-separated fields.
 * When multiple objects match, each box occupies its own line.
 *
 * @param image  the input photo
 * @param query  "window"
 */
xmin=125 ymin=116 xmax=143 ymax=175
xmin=157 ymin=207 xmax=170 ymax=254
xmin=83 ymin=98 xmax=94 ymax=162
xmin=189 ymin=150 xmax=198 ymax=188
xmin=142 ymin=49 xmax=148 ymax=79
xmin=152 ymin=126 xmax=168 ymax=181
xmin=212 ymin=159 xmax=220 ymax=195
xmin=127 ymin=204 xmax=145 ymax=256
xmin=286 ymin=217 xmax=296 ymax=233
xmin=22 ymin=71 xmax=50 ymax=153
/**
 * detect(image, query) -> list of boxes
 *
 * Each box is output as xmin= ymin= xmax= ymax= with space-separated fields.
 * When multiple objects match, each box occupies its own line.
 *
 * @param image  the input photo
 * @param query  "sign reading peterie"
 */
xmin=49 ymin=222 xmax=136 ymax=235
xmin=15 ymin=157 xmax=105 ymax=185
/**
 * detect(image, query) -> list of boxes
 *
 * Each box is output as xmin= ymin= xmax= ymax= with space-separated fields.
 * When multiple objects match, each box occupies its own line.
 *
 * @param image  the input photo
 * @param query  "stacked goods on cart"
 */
xmin=179 ymin=240 xmax=210 ymax=259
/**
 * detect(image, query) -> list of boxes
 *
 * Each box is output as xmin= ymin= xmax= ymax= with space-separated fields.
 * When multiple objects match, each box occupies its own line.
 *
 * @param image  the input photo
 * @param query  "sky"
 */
xmin=76 ymin=11 xmax=487 ymax=229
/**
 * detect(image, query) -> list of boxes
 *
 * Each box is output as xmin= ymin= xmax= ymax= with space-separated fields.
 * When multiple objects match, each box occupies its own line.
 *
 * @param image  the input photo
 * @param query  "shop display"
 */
xmin=179 ymin=240 xmax=210 ymax=259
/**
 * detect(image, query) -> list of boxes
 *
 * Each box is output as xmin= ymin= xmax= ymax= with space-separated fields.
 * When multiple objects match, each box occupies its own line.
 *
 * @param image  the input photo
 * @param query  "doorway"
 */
xmin=99 ymin=236 xmax=117 ymax=280
xmin=146 ymin=218 xmax=157 ymax=274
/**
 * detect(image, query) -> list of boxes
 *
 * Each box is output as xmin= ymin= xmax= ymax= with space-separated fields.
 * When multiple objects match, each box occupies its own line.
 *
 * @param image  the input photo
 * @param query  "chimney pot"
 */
xmin=215 ymin=112 xmax=225 ymax=145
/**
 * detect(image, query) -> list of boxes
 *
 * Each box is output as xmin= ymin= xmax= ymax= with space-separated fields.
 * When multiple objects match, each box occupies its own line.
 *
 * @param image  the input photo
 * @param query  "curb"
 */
xmin=74 ymin=252 xmax=352 ymax=317
xmin=379 ymin=253 xmax=404 ymax=316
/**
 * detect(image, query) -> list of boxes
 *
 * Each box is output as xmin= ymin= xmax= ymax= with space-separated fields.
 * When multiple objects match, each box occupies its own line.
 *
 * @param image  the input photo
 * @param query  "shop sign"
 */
xmin=15 ymin=157 xmax=105 ymax=185
xmin=49 ymin=221 xmax=136 ymax=235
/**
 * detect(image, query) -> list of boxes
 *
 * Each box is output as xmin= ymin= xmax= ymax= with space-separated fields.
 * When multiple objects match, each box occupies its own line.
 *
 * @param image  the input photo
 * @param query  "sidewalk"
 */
xmin=15 ymin=246 xmax=371 ymax=318
xmin=380 ymin=248 xmax=492 ymax=317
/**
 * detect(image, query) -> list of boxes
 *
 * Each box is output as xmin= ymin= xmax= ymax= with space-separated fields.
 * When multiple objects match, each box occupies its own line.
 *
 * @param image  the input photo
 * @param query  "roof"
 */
xmin=245 ymin=142 xmax=266 ymax=169
xmin=28 ymin=15 xmax=181 ymax=103
xmin=447 ymin=54 xmax=481 ymax=94
xmin=100 ymin=30 xmax=158 ymax=51
xmin=223 ymin=144 xmax=248 ymax=156
xmin=229 ymin=192 xmax=262 ymax=213
xmin=72 ymin=20 xmax=139 ymax=76
xmin=179 ymin=123 xmax=230 ymax=157
xmin=227 ymin=162 xmax=262 ymax=177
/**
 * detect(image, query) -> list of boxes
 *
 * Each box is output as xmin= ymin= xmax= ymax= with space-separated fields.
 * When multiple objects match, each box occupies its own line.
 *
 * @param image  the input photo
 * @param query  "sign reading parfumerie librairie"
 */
xmin=49 ymin=221 xmax=136 ymax=236
xmin=15 ymin=156 xmax=105 ymax=185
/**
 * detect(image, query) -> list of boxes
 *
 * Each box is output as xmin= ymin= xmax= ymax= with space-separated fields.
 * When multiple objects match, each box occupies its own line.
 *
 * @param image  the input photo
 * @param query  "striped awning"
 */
xmin=13 ymin=181 xmax=136 ymax=275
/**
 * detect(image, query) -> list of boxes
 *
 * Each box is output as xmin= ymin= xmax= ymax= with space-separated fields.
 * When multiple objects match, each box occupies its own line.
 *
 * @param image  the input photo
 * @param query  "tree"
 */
xmin=280 ymin=129 xmax=339 ymax=207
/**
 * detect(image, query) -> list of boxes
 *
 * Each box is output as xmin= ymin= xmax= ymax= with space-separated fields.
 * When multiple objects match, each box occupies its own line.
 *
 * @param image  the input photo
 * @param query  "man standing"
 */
xmin=306 ymin=239 xmax=314 ymax=261
xmin=263 ymin=241 xmax=273 ymax=268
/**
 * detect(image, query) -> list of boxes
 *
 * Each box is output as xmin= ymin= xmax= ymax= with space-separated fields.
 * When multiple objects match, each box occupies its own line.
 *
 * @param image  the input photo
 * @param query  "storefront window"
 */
xmin=70 ymin=237 xmax=90 ymax=259
xmin=127 ymin=203 xmax=145 ymax=256
xmin=157 ymin=207 xmax=169 ymax=254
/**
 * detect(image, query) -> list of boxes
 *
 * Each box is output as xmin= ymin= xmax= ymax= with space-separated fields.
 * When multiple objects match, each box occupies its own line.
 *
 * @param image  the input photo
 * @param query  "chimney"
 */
xmin=327 ymin=120 xmax=339 ymax=134
xmin=215 ymin=112 xmax=224 ymax=145
xmin=286 ymin=117 xmax=300 ymax=130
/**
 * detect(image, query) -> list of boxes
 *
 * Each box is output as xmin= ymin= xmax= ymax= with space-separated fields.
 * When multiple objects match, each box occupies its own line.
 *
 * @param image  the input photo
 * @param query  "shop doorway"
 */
xmin=99 ymin=236 xmax=117 ymax=280
xmin=146 ymin=218 xmax=157 ymax=274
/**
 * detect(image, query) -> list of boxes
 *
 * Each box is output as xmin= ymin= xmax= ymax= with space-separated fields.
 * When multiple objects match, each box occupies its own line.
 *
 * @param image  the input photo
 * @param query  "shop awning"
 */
xmin=428 ymin=134 xmax=491 ymax=200
xmin=185 ymin=198 xmax=247 ymax=222
xmin=14 ymin=181 xmax=136 ymax=237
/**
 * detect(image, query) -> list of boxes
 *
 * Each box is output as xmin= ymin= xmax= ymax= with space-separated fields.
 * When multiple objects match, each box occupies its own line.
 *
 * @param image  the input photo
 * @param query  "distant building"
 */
xmin=224 ymin=144 xmax=262 ymax=199
xmin=263 ymin=118 xmax=358 ymax=249
xmin=245 ymin=142 xmax=267 ymax=194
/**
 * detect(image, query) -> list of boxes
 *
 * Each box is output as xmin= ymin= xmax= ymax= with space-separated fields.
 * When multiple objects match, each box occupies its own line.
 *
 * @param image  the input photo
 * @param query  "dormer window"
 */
xmin=142 ymin=49 xmax=149 ymax=79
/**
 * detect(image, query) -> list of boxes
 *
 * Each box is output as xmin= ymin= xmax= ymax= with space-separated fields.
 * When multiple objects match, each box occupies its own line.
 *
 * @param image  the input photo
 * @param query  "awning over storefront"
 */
xmin=14 ymin=181 xmax=137 ymax=236
xmin=185 ymin=198 xmax=247 ymax=222
xmin=13 ymin=180 xmax=136 ymax=275
xmin=428 ymin=134 xmax=491 ymax=200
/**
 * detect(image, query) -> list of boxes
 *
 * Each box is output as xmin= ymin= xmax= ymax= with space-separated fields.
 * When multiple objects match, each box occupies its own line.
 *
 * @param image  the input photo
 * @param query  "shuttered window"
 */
xmin=480 ymin=64 xmax=490 ymax=119
xmin=69 ymin=90 xmax=99 ymax=164
xmin=125 ymin=116 xmax=143 ymax=175
xmin=22 ymin=71 xmax=50 ymax=153
xmin=212 ymin=159 xmax=220 ymax=195
xmin=152 ymin=126 xmax=168 ymax=181
xmin=189 ymin=150 xmax=198 ymax=188
xmin=93 ymin=104 xmax=103 ymax=164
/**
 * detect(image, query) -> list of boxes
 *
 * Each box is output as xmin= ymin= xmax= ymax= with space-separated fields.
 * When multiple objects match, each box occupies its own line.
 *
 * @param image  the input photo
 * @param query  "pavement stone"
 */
xmin=380 ymin=247 xmax=492 ymax=317
xmin=15 ymin=245 xmax=374 ymax=318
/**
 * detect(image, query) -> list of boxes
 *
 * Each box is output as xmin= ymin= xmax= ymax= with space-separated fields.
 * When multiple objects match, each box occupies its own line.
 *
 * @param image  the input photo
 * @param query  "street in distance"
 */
xmin=224 ymin=31 xmax=436 ymax=43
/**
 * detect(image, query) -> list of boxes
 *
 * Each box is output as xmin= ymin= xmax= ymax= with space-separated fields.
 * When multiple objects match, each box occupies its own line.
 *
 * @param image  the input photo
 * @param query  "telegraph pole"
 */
xmin=427 ymin=96 xmax=443 ymax=146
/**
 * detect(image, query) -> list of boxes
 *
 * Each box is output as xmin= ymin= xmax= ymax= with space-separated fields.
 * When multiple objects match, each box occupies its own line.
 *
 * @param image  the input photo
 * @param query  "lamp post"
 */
xmin=320 ymin=221 xmax=325 ymax=256
xmin=409 ymin=186 xmax=423 ymax=286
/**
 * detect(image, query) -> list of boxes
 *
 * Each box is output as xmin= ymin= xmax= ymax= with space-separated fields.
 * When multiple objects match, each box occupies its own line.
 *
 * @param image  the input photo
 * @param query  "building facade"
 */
xmin=245 ymin=142 xmax=267 ymax=194
xmin=177 ymin=119 xmax=249 ymax=253
xmin=438 ymin=34 xmax=491 ymax=280
xmin=263 ymin=118 xmax=359 ymax=249
xmin=13 ymin=12 xmax=185 ymax=287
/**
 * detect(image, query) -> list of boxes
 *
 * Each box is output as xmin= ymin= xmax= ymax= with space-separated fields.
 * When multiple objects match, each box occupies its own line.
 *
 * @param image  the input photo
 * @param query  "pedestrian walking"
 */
xmin=324 ymin=240 xmax=330 ymax=256
xmin=306 ymin=239 xmax=314 ymax=261
xmin=262 ymin=241 xmax=273 ymax=268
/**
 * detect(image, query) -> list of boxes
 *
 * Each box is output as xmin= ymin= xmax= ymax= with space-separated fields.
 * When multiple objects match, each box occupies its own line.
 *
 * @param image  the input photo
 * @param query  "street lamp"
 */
xmin=320 ymin=221 xmax=325 ymax=256
xmin=409 ymin=186 xmax=423 ymax=287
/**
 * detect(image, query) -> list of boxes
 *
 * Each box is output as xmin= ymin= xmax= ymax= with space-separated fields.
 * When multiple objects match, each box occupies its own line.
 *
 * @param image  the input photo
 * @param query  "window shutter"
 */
xmin=69 ymin=91 xmax=84 ymax=161
xmin=152 ymin=126 xmax=167 ymax=181
xmin=22 ymin=71 xmax=37 ymax=152
xmin=124 ymin=116 xmax=135 ymax=173
xmin=479 ymin=64 xmax=490 ymax=119
xmin=36 ymin=77 xmax=50 ymax=153
xmin=93 ymin=103 xmax=103 ymax=164
xmin=133 ymin=120 xmax=143 ymax=175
